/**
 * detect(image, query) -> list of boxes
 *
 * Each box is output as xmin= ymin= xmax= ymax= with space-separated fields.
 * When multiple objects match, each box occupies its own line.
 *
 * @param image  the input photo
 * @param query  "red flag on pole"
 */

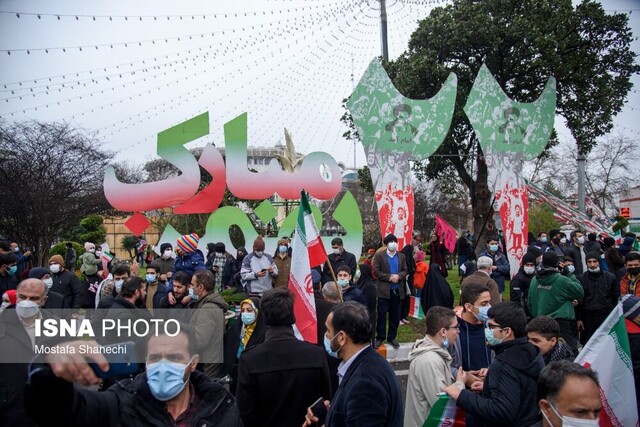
xmin=435 ymin=215 xmax=457 ymax=254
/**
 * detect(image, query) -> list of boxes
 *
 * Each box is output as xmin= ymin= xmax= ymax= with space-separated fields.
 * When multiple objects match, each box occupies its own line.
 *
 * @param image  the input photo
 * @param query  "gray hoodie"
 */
xmin=404 ymin=335 xmax=464 ymax=427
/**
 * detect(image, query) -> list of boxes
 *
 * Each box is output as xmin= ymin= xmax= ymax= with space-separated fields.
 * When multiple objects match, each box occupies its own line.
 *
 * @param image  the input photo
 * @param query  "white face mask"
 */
xmin=43 ymin=278 xmax=53 ymax=289
xmin=524 ymin=266 xmax=536 ymax=275
xmin=49 ymin=263 xmax=61 ymax=273
xmin=16 ymin=300 xmax=41 ymax=319
xmin=387 ymin=242 xmax=398 ymax=252
xmin=162 ymin=250 xmax=173 ymax=259
xmin=543 ymin=403 xmax=599 ymax=427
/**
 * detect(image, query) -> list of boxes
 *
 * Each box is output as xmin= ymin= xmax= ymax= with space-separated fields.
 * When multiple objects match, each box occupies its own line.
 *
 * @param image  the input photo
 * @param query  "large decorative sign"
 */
xmin=347 ymin=59 xmax=457 ymax=248
xmin=465 ymin=64 xmax=556 ymax=276
xmin=103 ymin=113 xmax=362 ymax=258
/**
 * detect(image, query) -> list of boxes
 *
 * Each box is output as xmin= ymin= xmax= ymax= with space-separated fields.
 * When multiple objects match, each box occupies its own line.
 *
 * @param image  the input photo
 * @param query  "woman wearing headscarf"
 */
xmin=223 ymin=297 xmax=267 ymax=394
xmin=400 ymin=244 xmax=416 ymax=324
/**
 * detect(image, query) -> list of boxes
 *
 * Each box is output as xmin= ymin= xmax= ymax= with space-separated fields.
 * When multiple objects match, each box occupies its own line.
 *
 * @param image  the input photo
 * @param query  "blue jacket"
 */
xmin=169 ymin=250 xmax=206 ymax=292
xmin=479 ymin=249 xmax=510 ymax=293
xmin=326 ymin=346 xmax=403 ymax=427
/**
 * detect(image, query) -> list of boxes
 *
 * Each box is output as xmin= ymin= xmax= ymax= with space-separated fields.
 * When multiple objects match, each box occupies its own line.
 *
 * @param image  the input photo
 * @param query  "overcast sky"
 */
xmin=0 ymin=0 xmax=638 ymax=169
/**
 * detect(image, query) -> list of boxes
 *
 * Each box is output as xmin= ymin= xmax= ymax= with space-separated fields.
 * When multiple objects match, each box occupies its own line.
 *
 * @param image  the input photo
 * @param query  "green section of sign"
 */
xmin=464 ymin=64 xmax=556 ymax=160
xmin=347 ymin=59 xmax=457 ymax=160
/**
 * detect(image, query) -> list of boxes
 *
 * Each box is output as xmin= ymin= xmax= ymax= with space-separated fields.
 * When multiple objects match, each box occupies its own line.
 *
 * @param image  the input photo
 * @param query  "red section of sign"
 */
xmin=124 ymin=213 xmax=151 ymax=236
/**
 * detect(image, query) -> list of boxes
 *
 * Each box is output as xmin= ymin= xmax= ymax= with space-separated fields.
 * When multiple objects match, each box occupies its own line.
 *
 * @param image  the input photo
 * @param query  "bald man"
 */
xmin=0 ymin=278 xmax=50 ymax=427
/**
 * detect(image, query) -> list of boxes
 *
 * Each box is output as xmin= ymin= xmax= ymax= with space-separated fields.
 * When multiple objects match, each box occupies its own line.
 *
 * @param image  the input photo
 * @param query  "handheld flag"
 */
xmin=435 ymin=215 xmax=457 ymax=254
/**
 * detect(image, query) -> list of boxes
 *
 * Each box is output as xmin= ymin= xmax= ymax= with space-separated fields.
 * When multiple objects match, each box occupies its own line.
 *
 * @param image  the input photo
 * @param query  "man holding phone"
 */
xmin=23 ymin=325 xmax=242 ymax=426
xmin=240 ymin=236 xmax=278 ymax=296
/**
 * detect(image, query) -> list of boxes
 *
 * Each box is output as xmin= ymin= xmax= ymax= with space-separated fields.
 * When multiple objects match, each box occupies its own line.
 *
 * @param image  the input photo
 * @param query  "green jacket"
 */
xmin=528 ymin=268 xmax=584 ymax=320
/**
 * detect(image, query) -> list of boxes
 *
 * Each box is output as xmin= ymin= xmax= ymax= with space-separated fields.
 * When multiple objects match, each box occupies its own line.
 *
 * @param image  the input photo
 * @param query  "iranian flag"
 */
xmin=289 ymin=190 xmax=327 ymax=344
xmin=423 ymin=393 xmax=465 ymax=427
xmin=574 ymin=302 xmax=638 ymax=427
xmin=408 ymin=296 xmax=424 ymax=320
xmin=99 ymin=244 xmax=114 ymax=280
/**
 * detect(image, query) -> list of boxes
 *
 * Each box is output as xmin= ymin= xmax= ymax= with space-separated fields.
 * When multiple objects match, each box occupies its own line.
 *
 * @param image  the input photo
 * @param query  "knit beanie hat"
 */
xmin=177 ymin=233 xmax=200 ymax=254
xmin=160 ymin=242 xmax=172 ymax=253
xmin=585 ymin=252 xmax=600 ymax=262
xmin=522 ymin=252 xmax=537 ymax=266
xmin=49 ymin=254 xmax=65 ymax=267
xmin=415 ymin=251 xmax=425 ymax=262
xmin=29 ymin=267 xmax=50 ymax=279
xmin=542 ymin=251 xmax=559 ymax=268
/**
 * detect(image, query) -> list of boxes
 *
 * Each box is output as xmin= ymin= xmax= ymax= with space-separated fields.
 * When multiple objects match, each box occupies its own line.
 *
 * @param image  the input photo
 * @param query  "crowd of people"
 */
xmin=0 ymin=227 xmax=638 ymax=426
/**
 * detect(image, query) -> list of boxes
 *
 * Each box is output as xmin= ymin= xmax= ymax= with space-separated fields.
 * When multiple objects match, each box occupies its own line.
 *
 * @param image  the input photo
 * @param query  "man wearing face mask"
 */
xmin=444 ymin=302 xmax=544 ymax=427
xmin=23 ymin=325 xmax=242 ymax=427
xmin=188 ymin=270 xmax=228 ymax=379
xmin=155 ymin=242 xmax=175 ymax=284
xmin=548 ymin=230 xmax=566 ymax=257
xmin=28 ymin=267 xmax=67 ymax=309
xmin=304 ymin=301 xmax=403 ymax=427
xmin=0 ymin=278 xmax=53 ymax=427
xmin=479 ymin=236 xmax=510 ymax=297
xmin=533 ymin=232 xmax=551 ymax=253
xmin=322 ymin=237 xmax=357 ymax=284
xmin=536 ymin=361 xmax=601 ymax=427
xmin=0 ymin=252 xmax=19 ymax=294
xmin=240 ymin=236 xmax=278 ymax=296
xmin=565 ymin=231 xmax=587 ymax=276
xmin=272 ymin=238 xmax=292 ymax=289
xmin=143 ymin=263 xmax=167 ymax=314
xmin=336 ymin=265 xmax=367 ymax=306
xmin=48 ymin=254 xmax=84 ymax=309
xmin=373 ymin=233 xmax=408 ymax=350
xmin=405 ymin=306 xmax=465 ymax=427
xmin=454 ymin=284 xmax=494 ymax=372
xmin=528 ymin=252 xmax=584 ymax=355
xmin=576 ymin=252 xmax=619 ymax=345
xmin=461 ymin=256 xmax=501 ymax=305
xmin=510 ymin=252 xmax=538 ymax=318
xmin=620 ymin=252 xmax=640 ymax=297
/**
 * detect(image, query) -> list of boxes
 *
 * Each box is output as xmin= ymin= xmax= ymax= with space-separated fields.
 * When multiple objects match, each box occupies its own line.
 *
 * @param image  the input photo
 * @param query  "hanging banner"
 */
xmin=347 ymin=59 xmax=457 ymax=249
xmin=465 ymin=64 xmax=556 ymax=277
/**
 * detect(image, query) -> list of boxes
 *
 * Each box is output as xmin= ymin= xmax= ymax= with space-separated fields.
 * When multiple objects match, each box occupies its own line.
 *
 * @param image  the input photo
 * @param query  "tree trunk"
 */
xmin=472 ymin=155 xmax=494 ymax=257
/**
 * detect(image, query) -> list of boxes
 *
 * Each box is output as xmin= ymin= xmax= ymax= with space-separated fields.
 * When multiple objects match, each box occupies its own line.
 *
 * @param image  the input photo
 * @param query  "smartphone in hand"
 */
xmin=310 ymin=397 xmax=327 ymax=425
xmin=89 ymin=342 xmax=139 ymax=379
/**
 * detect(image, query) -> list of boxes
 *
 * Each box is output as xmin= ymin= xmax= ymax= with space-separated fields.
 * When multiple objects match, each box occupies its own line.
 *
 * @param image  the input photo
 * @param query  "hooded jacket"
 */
xmin=25 ymin=368 xmax=241 ymax=427
xmin=170 ymin=250 xmax=207 ymax=292
xmin=510 ymin=267 xmax=535 ymax=317
xmin=189 ymin=291 xmax=229 ymax=378
xmin=527 ymin=268 xmax=584 ymax=320
xmin=405 ymin=336 xmax=464 ymax=427
xmin=577 ymin=269 xmax=619 ymax=317
xmin=453 ymin=315 xmax=493 ymax=371
xmin=456 ymin=337 xmax=544 ymax=427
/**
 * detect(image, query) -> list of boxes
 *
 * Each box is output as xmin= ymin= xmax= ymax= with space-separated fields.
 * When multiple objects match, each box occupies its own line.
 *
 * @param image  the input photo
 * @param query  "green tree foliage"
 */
xmin=382 ymin=0 xmax=638 ymax=239
xmin=49 ymin=241 xmax=84 ymax=270
xmin=121 ymin=235 xmax=139 ymax=260
xmin=0 ymin=121 xmax=114 ymax=265
xmin=528 ymin=203 xmax=561 ymax=237
xmin=358 ymin=166 xmax=374 ymax=193
xmin=79 ymin=214 xmax=107 ymax=244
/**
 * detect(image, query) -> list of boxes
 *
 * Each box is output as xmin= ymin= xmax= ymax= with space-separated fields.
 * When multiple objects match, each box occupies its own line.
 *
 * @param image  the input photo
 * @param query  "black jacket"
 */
xmin=50 ymin=269 xmax=84 ymax=309
xmin=0 ymin=273 xmax=18 ymax=295
xmin=456 ymin=337 xmax=544 ymax=427
xmin=577 ymin=270 xmax=620 ymax=318
xmin=236 ymin=325 xmax=331 ymax=427
xmin=420 ymin=264 xmax=454 ymax=312
xmin=565 ymin=244 xmax=586 ymax=276
xmin=326 ymin=346 xmax=403 ymax=427
xmin=43 ymin=290 xmax=68 ymax=309
xmin=25 ymin=368 xmax=241 ymax=427
xmin=222 ymin=313 xmax=267 ymax=394
xmin=322 ymin=250 xmax=357 ymax=284
xmin=510 ymin=267 xmax=534 ymax=318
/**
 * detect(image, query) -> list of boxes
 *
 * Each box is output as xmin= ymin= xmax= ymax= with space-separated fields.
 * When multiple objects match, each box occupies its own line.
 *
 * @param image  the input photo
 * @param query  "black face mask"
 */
xmin=552 ymin=237 xmax=560 ymax=245
xmin=628 ymin=267 xmax=640 ymax=276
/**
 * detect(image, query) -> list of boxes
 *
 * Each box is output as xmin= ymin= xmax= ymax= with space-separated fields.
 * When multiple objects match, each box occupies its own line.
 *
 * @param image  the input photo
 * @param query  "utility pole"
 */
xmin=380 ymin=0 xmax=389 ymax=61
xmin=577 ymin=155 xmax=586 ymax=213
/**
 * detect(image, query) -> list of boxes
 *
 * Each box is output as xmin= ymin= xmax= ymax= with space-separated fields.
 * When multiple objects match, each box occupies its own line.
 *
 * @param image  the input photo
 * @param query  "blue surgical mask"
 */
xmin=324 ymin=332 xmax=342 ymax=359
xmin=484 ymin=327 xmax=503 ymax=346
xmin=5 ymin=265 xmax=17 ymax=276
xmin=473 ymin=305 xmax=491 ymax=322
xmin=567 ymin=265 xmax=575 ymax=274
xmin=442 ymin=338 xmax=450 ymax=349
xmin=540 ymin=237 xmax=548 ymax=243
xmin=337 ymin=279 xmax=349 ymax=288
xmin=241 ymin=312 xmax=256 ymax=326
xmin=146 ymin=274 xmax=156 ymax=283
xmin=146 ymin=358 xmax=192 ymax=401
xmin=489 ymin=244 xmax=499 ymax=252
xmin=188 ymin=287 xmax=199 ymax=301
xmin=114 ymin=279 xmax=124 ymax=293
xmin=278 ymin=245 xmax=288 ymax=253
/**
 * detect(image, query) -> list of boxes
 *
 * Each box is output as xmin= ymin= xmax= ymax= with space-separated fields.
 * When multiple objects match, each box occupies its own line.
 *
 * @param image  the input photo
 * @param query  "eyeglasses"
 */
xmin=486 ymin=323 xmax=504 ymax=330
xmin=444 ymin=325 xmax=460 ymax=331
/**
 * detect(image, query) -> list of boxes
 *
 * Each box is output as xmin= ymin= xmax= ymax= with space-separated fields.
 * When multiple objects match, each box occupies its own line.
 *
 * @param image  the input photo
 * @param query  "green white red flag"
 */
xmin=423 ymin=393 xmax=465 ymax=427
xmin=408 ymin=296 xmax=424 ymax=320
xmin=574 ymin=302 xmax=638 ymax=427
xmin=288 ymin=190 xmax=326 ymax=343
